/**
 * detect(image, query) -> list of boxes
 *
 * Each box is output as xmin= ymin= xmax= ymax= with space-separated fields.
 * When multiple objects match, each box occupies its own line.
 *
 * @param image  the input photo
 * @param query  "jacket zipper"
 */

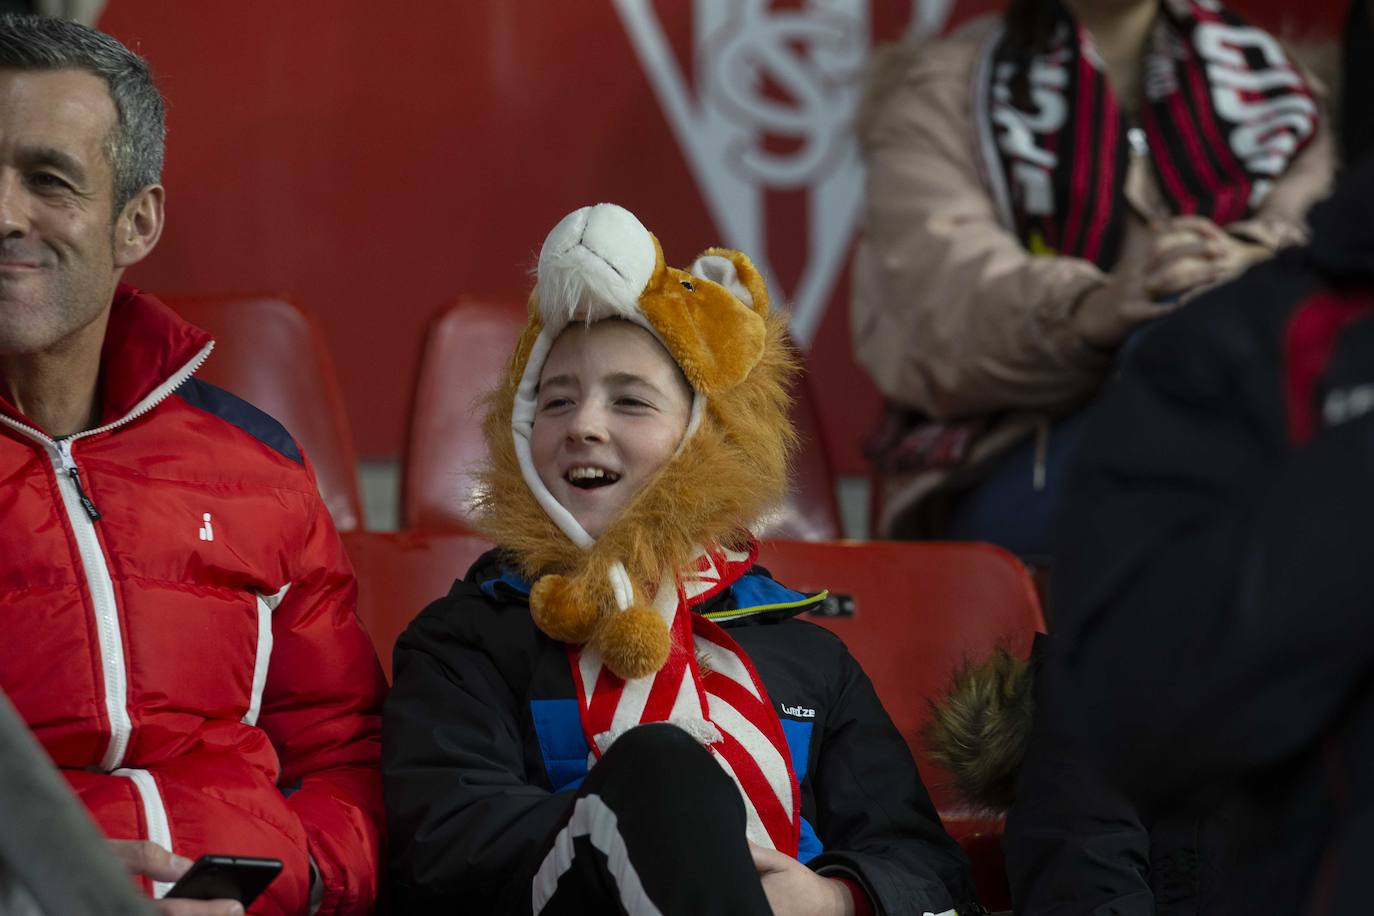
xmin=0 ymin=341 xmax=214 ymax=772
xmin=56 ymin=437 xmax=101 ymax=520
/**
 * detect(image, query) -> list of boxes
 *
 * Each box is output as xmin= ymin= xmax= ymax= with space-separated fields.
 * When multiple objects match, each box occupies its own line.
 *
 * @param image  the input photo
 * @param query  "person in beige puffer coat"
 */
xmin=852 ymin=0 xmax=1334 ymax=550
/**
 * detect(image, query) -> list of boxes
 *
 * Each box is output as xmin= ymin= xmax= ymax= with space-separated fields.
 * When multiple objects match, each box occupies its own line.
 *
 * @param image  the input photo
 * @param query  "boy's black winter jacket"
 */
xmin=382 ymin=550 xmax=978 ymax=915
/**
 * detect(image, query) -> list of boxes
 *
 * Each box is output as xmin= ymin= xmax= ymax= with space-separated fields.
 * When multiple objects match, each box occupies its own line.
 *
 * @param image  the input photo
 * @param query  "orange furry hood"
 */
xmin=470 ymin=204 xmax=799 ymax=680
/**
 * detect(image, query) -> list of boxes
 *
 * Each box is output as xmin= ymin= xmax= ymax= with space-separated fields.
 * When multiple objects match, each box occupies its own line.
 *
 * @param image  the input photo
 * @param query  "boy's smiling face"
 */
xmin=531 ymin=320 xmax=693 ymax=539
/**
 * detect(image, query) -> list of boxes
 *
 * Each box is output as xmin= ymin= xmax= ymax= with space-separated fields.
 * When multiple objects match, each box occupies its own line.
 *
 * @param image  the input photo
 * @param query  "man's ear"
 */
xmin=113 ymin=183 xmax=165 ymax=269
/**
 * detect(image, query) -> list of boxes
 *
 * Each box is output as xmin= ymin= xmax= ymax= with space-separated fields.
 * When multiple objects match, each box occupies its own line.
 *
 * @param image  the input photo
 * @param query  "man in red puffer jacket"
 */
xmin=0 ymin=14 xmax=385 ymax=916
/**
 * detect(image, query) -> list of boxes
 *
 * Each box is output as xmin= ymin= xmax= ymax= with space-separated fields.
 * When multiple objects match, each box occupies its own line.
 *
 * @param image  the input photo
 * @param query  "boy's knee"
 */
xmin=602 ymin=723 xmax=714 ymax=774
xmin=593 ymin=724 xmax=739 ymax=808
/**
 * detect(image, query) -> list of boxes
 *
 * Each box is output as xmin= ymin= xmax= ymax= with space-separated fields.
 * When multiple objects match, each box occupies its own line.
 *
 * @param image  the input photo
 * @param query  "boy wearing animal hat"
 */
xmin=382 ymin=204 xmax=979 ymax=916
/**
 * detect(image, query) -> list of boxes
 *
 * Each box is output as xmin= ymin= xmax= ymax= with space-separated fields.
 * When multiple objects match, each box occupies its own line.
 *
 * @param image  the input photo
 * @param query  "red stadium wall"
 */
xmin=100 ymin=0 xmax=1347 ymax=469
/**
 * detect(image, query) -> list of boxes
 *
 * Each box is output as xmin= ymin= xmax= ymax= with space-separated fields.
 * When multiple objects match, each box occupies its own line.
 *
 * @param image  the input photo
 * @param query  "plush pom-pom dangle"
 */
xmin=597 ymin=604 xmax=671 ymax=680
xmin=529 ymin=574 xmax=601 ymax=645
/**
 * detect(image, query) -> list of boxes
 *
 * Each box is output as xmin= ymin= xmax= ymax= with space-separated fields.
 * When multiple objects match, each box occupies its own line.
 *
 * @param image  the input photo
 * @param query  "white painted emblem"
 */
xmin=615 ymin=1 xmax=955 ymax=347
xmin=198 ymin=512 xmax=214 ymax=542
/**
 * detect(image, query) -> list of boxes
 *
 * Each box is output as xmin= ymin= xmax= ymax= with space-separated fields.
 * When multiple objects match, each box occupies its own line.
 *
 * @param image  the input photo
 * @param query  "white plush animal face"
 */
xmin=537 ymin=204 xmax=659 ymax=327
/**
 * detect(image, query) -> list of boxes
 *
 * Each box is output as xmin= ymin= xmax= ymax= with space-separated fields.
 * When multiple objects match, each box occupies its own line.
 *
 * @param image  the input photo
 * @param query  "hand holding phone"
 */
xmin=109 ymin=841 xmax=261 ymax=914
xmin=164 ymin=855 xmax=283 ymax=908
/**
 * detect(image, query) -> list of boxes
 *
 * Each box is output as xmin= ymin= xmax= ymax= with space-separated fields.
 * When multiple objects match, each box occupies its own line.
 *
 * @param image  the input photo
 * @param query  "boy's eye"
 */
xmin=616 ymin=397 xmax=651 ymax=409
xmin=540 ymin=396 xmax=572 ymax=411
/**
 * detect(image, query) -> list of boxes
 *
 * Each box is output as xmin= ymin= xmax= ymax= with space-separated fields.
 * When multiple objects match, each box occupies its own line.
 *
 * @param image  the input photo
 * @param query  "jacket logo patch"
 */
xmin=1323 ymin=384 xmax=1374 ymax=428
xmin=781 ymin=704 xmax=816 ymax=719
xmin=198 ymin=513 xmax=215 ymax=542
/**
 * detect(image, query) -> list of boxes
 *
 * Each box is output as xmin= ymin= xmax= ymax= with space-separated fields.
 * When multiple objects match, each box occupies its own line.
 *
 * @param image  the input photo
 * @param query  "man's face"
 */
xmin=0 ymin=69 xmax=127 ymax=357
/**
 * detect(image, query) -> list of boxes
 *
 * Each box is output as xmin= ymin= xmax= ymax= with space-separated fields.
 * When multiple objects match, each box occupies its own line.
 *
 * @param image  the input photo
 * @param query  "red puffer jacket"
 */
xmin=0 ymin=286 xmax=387 ymax=915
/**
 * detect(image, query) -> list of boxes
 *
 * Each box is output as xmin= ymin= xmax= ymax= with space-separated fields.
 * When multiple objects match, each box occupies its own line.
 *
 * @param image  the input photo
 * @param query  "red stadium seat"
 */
xmin=758 ymin=538 xmax=1045 ymax=909
xmin=167 ymin=295 xmax=363 ymax=531
xmin=401 ymin=299 xmax=525 ymax=530
xmin=402 ymin=299 xmax=843 ymax=538
xmin=756 ymin=540 xmax=1044 ymax=779
xmin=342 ymin=529 xmax=493 ymax=679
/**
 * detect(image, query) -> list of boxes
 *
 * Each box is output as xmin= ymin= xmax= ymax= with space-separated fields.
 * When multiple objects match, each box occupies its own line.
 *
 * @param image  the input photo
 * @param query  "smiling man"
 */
xmin=0 ymin=15 xmax=385 ymax=916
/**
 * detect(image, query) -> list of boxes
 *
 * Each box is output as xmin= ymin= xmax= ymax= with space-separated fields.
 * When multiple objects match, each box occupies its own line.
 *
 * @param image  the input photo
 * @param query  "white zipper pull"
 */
xmin=56 ymin=437 xmax=102 ymax=521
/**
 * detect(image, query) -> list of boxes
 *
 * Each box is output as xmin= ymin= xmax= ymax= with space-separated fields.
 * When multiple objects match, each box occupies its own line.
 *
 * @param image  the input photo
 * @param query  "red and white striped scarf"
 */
xmin=567 ymin=542 xmax=801 ymax=855
xmin=978 ymin=0 xmax=1319 ymax=269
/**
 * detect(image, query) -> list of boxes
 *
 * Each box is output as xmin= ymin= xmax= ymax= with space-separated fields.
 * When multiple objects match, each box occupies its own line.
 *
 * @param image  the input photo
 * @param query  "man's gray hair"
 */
xmin=0 ymin=13 xmax=164 ymax=212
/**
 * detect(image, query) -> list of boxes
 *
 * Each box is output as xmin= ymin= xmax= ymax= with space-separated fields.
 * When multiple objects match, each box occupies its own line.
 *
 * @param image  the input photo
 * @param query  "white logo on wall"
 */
xmin=613 ymin=1 xmax=955 ymax=347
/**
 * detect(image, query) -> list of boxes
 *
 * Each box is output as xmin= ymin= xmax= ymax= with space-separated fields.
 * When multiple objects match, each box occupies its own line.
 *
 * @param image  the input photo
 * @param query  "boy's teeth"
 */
xmin=567 ymin=467 xmax=618 ymax=481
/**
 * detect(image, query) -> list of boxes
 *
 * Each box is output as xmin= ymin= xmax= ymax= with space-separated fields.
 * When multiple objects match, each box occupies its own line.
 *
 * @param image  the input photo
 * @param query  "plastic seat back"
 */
xmin=402 ymin=300 xmax=526 ymax=530
xmin=759 ymin=539 xmax=1041 ymax=909
xmin=755 ymin=539 xmax=1044 ymax=810
xmin=342 ymin=530 xmax=494 ymax=679
xmin=168 ymin=296 xmax=363 ymax=531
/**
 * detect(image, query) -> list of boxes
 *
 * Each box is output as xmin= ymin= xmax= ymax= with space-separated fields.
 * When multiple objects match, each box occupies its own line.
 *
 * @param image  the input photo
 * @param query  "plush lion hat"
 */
xmin=471 ymin=203 xmax=799 ymax=679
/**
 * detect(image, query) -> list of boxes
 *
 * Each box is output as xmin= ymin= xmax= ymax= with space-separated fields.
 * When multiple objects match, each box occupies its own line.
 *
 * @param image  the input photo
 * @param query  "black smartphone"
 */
xmin=164 ymin=854 xmax=283 ymax=906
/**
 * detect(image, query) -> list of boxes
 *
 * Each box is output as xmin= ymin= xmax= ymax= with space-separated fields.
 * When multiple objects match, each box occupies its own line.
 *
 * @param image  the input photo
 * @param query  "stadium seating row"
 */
xmin=173 ymin=295 xmax=844 ymax=538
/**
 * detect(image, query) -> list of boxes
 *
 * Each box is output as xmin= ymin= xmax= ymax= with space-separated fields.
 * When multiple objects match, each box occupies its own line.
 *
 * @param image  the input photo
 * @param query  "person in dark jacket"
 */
xmin=1342 ymin=0 xmax=1374 ymax=166
xmin=995 ymin=156 xmax=1374 ymax=915
xmin=1042 ymin=155 xmax=1374 ymax=915
xmin=382 ymin=204 xmax=978 ymax=916
xmin=925 ymin=159 xmax=1374 ymax=915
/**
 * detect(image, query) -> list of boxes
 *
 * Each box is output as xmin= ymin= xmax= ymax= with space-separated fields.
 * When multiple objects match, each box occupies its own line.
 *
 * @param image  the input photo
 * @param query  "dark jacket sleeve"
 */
xmin=1053 ymin=164 xmax=1374 ymax=812
xmin=382 ymin=594 xmax=575 ymax=915
xmin=998 ymin=260 xmax=1374 ymax=916
xmin=1041 ymin=264 xmax=1351 ymax=797
xmin=1076 ymin=403 xmax=1374 ymax=801
xmin=1003 ymin=659 xmax=1155 ymax=916
xmin=999 ymin=272 xmax=1309 ymax=915
xmin=806 ymin=634 xmax=978 ymax=915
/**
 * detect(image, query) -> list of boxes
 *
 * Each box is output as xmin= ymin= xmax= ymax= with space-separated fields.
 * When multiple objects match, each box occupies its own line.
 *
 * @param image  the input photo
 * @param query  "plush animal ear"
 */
xmin=638 ymin=267 xmax=765 ymax=396
xmin=689 ymin=248 xmax=770 ymax=317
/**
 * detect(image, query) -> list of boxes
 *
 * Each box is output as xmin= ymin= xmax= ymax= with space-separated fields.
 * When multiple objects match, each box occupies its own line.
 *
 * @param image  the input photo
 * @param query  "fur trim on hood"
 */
xmin=924 ymin=648 xmax=1036 ymax=814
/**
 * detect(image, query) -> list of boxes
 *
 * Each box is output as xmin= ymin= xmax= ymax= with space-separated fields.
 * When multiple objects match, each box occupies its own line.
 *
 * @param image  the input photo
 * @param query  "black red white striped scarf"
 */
xmin=568 ymin=542 xmax=801 ymax=855
xmin=977 ymin=0 xmax=1319 ymax=268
